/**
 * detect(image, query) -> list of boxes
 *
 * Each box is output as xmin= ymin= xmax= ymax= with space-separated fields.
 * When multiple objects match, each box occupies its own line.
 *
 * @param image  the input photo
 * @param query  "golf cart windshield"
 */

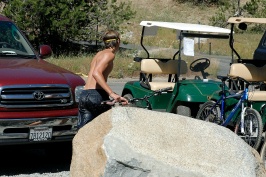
xmin=227 ymin=17 xmax=266 ymax=62
xmin=137 ymin=21 xmax=231 ymax=80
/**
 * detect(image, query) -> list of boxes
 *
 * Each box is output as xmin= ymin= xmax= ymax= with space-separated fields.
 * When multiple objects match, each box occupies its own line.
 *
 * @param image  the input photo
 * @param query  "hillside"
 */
xmin=128 ymin=0 xmax=217 ymax=23
xmin=118 ymin=0 xmax=225 ymax=44
xmin=118 ymin=0 xmax=254 ymax=43
xmin=123 ymin=0 xmax=249 ymax=24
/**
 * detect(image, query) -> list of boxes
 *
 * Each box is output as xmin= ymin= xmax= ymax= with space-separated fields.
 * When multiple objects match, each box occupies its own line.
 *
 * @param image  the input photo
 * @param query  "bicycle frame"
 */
xmin=209 ymin=87 xmax=249 ymax=127
xmin=129 ymin=87 xmax=173 ymax=110
xmin=136 ymin=94 xmax=153 ymax=110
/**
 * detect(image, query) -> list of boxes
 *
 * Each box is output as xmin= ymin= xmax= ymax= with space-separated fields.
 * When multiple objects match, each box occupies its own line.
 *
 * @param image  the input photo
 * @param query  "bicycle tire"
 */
xmin=234 ymin=108 xmax=263 ymax=150
xmin=260 ymin=140 xmax=266 ymax=169
xmin=196 ymin=101 xmax=222 ymax=125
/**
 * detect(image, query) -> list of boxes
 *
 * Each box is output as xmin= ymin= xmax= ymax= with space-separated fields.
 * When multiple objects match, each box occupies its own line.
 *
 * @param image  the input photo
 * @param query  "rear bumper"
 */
xmin=0 ymin=116 xmax=78 ymax=145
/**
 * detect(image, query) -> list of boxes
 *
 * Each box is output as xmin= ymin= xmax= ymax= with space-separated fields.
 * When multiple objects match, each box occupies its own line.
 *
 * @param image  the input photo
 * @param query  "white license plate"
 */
xmin=29 ymin=127 xmax=52 ymax=141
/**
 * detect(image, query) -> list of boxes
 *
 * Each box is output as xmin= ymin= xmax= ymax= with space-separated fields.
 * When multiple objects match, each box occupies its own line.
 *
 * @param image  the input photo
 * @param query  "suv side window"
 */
xmin=0 ymin=21 xmax=34 ymax=55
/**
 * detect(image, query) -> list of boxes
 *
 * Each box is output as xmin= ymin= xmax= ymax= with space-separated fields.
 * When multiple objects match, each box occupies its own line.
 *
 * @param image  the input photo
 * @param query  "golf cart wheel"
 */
xmin=176 ymin=105 xmax=191 ymax=117
xmin=123 ymin=93 xmax=137 ymax=107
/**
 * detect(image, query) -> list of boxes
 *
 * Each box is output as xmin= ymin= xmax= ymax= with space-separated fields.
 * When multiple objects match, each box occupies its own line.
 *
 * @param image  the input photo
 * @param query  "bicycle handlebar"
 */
xmin=231 ymin=76 xmax=249 ymax=85
xmin=128 ymin=86 xmax=172 ymax=110
xmin=130 ymin=86 xmax=172 ymax=102
xmin=232 ymin=76 xmax=263 ymax=87
xmin=102 ymin=86 xmax=172 ymax=107
xmin=218 ymin=75 xmax=261 ymax=87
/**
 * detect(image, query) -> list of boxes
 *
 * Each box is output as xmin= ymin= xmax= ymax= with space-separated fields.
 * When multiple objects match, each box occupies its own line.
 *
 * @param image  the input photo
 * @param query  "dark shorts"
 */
xmin=77 ymin=89 xmax=111 ymax=129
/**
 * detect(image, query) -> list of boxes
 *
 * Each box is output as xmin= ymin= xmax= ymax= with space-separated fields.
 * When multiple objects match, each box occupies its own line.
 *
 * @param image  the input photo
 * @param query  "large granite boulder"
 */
xmin=70 ymin=107 xmax=266 ymax=177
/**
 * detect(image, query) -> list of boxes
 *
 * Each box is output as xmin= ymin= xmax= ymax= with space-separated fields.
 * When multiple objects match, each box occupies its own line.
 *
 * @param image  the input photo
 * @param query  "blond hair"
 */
xmin=102 ymin=30 xmax=120 ymax=49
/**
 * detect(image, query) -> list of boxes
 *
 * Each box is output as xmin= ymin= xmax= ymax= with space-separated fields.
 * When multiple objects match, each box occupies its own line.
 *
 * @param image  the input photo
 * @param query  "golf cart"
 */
xmin=224 ymin=17 xmax=266 ymax=165
xmin=216 ymin=17 xmax=266 ymax=125
xmin=121 ymin=21 xmax=231 ymax=117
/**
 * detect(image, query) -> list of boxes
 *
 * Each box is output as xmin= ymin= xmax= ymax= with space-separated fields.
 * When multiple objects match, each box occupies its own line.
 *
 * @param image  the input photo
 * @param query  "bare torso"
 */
xmin=84 ymin=49 xmax=114 ymax=91
xmin=80 ymin=36 xmax=128 ymax=105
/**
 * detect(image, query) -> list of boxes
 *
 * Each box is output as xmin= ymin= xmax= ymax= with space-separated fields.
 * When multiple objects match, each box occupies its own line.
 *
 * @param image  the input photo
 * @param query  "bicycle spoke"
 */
xmin=196 ymin=101 xmax=221 ymax=124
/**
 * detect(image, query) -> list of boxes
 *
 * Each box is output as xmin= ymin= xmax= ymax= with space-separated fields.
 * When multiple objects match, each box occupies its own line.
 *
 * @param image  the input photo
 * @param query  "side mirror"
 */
xmin=39 ymin=45 xmax=52 ymax=59
xmin=238 ymin=23 xmax=247 ymax=30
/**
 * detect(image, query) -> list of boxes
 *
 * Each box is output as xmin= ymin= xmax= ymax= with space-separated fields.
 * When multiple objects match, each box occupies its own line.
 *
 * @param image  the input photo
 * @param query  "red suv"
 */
xmin=0 ymin=15 xmax=85 ymax=145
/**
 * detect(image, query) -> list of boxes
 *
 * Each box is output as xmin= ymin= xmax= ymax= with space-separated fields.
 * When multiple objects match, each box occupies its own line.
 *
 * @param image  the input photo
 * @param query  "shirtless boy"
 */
xmin=77 ymin=30 xmax=128 ymax=129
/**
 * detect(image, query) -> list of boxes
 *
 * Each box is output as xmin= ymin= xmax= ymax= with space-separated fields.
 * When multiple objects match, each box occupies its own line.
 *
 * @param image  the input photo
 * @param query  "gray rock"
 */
xmin=70 ymin=107 xmax=266 ymax=177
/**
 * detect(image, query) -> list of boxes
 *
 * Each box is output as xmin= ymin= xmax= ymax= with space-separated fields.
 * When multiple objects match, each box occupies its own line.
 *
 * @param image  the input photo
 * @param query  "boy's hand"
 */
xmin=110 ymin=92 xmax=129 ymax=105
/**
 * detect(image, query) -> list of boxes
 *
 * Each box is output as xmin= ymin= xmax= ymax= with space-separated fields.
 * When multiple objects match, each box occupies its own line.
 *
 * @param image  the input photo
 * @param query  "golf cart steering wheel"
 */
xmin=190 ymin=58 xmax=210 ymax=72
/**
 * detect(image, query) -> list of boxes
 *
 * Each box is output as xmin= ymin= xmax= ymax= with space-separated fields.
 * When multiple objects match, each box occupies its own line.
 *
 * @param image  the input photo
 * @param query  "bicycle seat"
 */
xmin=217 ymin=75 xmax=228 ymax=82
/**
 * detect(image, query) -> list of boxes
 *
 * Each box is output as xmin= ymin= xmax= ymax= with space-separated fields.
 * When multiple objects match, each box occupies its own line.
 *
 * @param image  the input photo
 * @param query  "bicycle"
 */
xmin=196 ymin=75 xmax=263 ymax=150
xmin=102 ymin=86 xmax=173 ymax=110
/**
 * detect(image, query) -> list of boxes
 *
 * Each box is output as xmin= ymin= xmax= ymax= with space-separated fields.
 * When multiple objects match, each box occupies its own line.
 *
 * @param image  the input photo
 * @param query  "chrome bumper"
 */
xmin=0 ymin=116 xmax=78 ymax=145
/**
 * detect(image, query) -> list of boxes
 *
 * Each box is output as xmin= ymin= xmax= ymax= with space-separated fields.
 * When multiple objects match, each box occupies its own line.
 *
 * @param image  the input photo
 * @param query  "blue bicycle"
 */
xmin=196 ymin=75 xmax=263 ymax=150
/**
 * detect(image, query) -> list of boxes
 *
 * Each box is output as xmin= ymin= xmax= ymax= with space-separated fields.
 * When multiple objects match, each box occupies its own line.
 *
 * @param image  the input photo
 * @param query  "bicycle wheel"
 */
xmin=196 ymin=101 xmax=222 ymax=125
xmin=260 ymin=140 xmax=266 ymax=169
xmin=234 ymin=108 xmax=263 ymax=150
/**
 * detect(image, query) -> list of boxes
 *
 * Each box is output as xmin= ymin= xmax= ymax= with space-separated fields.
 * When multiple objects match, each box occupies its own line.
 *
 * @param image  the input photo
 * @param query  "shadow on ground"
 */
xmin=0 ymin=141 xmax=72 ymax=176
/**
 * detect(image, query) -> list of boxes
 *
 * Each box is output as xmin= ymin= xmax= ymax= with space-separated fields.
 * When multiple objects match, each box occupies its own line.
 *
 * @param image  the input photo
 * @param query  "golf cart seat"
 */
xmin=228 ymin=63 xmax=266 ymax=101
xmin=140 ymin=59 xmax=188 ymax=91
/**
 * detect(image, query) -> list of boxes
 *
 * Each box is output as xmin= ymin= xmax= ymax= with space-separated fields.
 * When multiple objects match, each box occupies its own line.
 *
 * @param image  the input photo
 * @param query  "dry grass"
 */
xmin=119 ymin=0 xmax=263 ymax=59
xmin=233 ymin=33 xmax=262 ymax=58
xmin=47 ymin=55 xmax=90 ymax=76
xmin=47 ymin=51 xmax=137 ymax=78
xmin=124 ymin=0 xmax=217 ymax=23
xmin=119 ymin=0 xmax=218 ymax=45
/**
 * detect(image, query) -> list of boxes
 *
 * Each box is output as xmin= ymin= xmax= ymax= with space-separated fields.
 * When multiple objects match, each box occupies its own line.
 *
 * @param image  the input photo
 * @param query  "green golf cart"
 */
xmin=121 ymin=21 xmax=231 ymax=117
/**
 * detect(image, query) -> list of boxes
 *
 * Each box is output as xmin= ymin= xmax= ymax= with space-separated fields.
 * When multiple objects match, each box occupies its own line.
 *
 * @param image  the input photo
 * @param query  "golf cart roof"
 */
xmin=227 ymin=17 xmax=266 ymax=24
xmin=140 ymin=21 xmax=231 ymax=34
